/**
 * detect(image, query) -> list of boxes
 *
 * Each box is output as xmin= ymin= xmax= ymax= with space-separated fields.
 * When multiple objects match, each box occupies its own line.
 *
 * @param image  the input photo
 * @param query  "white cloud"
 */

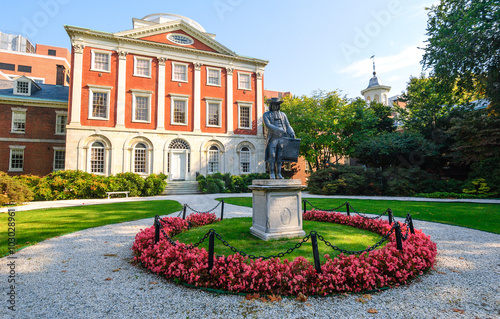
xmin=338 ymin=45 xmax=425 ymax=79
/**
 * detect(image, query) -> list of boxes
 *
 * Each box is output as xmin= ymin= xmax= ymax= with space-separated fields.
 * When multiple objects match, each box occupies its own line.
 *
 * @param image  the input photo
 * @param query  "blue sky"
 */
xmin=0 ymin=0 xmax=439 ymax=99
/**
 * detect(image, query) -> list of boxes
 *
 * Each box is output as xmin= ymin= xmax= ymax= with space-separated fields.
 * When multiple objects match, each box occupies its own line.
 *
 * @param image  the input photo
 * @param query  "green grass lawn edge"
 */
xmin=216 ymin=197 xmax=500 ymax=234
xmin=1 ymin=200 xmax=183 ymax=257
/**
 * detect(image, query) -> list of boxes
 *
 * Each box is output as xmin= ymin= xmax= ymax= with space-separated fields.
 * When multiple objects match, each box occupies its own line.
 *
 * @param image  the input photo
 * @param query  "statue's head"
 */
xmin=267 ymin=98 xmax=283 ymax=111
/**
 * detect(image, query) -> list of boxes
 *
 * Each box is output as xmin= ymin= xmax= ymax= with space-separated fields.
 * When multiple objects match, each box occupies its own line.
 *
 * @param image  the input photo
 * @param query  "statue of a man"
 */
xmin=263 ymin=98 xmax=295 ymax=179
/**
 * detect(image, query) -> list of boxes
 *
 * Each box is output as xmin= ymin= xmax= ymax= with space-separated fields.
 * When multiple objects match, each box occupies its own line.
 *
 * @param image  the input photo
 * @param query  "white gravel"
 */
xmin=1 ymin=194 xmax=499 ymax=319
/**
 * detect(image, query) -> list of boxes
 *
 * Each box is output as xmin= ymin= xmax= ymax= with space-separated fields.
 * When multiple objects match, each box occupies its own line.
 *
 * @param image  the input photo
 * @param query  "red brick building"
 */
xmin=64 ymin=14 xmax=268 ymax=180
xmin=0 ymin=76 xmax=68 ymax=175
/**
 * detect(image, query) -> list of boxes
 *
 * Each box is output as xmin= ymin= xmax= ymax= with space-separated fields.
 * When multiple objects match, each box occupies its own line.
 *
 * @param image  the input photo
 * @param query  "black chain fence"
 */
xmin=152 ymin=208 xmax=417 ymax=274
xmin=302 ymin=199 xmax=394 ymax=222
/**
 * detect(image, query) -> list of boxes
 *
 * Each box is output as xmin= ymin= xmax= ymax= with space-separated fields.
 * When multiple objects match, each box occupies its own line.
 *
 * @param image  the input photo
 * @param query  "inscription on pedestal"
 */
xmin=249 ymin=180 xmax=306 ymax=241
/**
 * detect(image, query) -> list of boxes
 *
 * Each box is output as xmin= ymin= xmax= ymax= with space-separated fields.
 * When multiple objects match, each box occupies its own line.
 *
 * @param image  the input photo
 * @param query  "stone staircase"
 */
xmin=163 ymin=181 xmax=202 ymax=195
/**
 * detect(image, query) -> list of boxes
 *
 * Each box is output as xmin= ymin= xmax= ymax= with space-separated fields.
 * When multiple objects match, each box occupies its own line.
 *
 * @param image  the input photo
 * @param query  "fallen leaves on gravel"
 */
xmin=452 ymin=308 xmax=465 ymax=314
xmin=295 ymin=293 xmax=308 ymax=302
xmin=104 ymin=277 xmax=112 ymax=281
xmin=367 ymin=308 xmax=378 ymax=314
xmin=104 ymin=254 xmax=117 ymax=257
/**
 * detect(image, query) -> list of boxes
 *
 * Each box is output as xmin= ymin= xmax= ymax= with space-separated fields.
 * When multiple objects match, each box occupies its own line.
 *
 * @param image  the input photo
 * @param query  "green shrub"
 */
xmin=115 ymin=172 xmax=145 ymax=197
xmin=197 ymin=173 xmax=269 ymax=194
xmin=414 ymin=192 xmax=488 ymax=199
xmin=142 ymin=173 xmax=167 ymax=196
xmin=462 ymin=178 xmax=493 ymax=196
xmin=0 ymin=172 xmax=34 ymax=205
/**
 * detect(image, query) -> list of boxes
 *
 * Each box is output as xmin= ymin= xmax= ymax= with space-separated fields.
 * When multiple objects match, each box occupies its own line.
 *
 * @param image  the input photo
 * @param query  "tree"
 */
xmin=398 ymin=75 xmax=459 ymax=141
xmin=367 ymin=101 xmax=396 ymax=133
xmin=352 ymin=132 xmax=439 ymax=169
xmin=447 ymin=108 xmax=500 ymax=164
xmin=281 ymin=92 xmax=379 ymax=170
xmin=422 ymin=0 xmax=500 ymax=112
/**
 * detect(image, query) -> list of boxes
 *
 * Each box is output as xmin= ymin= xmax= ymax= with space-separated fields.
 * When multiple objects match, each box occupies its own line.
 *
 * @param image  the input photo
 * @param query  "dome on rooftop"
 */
xmin=367 ymin=74 xmax=381 ymax=88
xmin=141 ymin=13 xmax=206 ymax=32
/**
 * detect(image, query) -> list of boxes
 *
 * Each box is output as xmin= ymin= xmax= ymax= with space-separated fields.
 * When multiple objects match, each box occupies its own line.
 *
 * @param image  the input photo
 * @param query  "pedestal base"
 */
xmin=248 ymin=179 xmax=306 ymax=241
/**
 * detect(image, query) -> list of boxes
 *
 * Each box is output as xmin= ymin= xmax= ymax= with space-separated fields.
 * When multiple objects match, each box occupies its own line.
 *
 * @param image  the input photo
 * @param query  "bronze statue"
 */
xmin=263 ymin=98 xmax=296 ymax=179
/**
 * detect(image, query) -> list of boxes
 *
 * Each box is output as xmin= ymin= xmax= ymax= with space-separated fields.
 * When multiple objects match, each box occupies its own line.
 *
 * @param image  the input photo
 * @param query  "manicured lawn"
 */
xmin=174 ymin=217 xmax=384 ymax=263
xmin=1 ymin=200 xmax=183 ymax=256
xmin=217 ymin=197 xmax=500 ymax=234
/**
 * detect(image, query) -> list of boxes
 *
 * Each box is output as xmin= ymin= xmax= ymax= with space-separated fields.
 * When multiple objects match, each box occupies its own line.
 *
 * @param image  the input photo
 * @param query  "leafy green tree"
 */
xmin=447 ymin=108 xmax=500 ymax=164
xmin=422 ymin=0 xmax=500 ymax=112
xmin=368 ymin=101 xmax=396 ymax=133
xmin=352 ymin=132 xmax=439 ymax=169
xmin=281 ymin=92 xmax=380 ymax=170
xmin=397 ymin=75 xmax=459 ymax=141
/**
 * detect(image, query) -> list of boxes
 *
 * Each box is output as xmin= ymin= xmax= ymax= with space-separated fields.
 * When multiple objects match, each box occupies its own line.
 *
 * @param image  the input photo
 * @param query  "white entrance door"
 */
xmin=171 ymin=153 xmax=186 ymax=180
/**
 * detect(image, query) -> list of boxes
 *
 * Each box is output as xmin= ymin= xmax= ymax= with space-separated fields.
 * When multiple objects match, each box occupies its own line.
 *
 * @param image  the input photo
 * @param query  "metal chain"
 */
xmin=304 ymin=200 xmax=388 ymax=220
xmin=303 ymin=199 xmax=348 ymax=212
xmin=187 ymin=231 xmax=212 ymax=249
xmin=212 ymin=230 xmax=311 ymax=260
xmin=159 ymin=226 xmax=178 ymax=246
xmin=185 ymin=201 xmax=221 ymax=214
xmin=401 ymin=216 xmax=411 ymax=241
xmin=349 ymin=205 xmax=389 ymax=220
xmin=317 ymin=226 xmax=395 ymax=255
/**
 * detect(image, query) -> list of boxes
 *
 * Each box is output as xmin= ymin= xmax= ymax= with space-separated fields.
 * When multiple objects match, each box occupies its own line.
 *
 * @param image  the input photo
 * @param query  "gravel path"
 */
xmin=1 ymin=194 xmax=499 ymax=319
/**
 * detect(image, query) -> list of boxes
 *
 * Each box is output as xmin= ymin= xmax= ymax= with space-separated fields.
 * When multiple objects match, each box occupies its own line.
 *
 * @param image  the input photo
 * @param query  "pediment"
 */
xmin=114 ymin=20 xmax=236 ymax=56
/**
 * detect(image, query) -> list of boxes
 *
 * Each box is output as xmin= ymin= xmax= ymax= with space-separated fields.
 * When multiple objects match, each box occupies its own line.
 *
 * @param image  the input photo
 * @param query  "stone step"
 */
xmin=163 ymin=181 xmax=202 ymax=195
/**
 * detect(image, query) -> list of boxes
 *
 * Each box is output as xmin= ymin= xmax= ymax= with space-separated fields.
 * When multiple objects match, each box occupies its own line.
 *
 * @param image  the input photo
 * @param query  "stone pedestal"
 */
xmin=248 ymin=179 xmax=307 ymax=241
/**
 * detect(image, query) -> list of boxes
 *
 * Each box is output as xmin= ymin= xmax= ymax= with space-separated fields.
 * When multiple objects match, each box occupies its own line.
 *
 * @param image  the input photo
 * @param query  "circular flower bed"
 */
xmin=132 ymin=210 xmax=437 ymax=296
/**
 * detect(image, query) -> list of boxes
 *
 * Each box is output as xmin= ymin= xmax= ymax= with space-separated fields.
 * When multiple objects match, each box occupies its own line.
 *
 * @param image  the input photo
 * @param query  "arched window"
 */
xmin=374 ymin=94 xmax=379 ymax=102
xmin=134 ymin=143 xmax=147 ymax=174
xmin=240 ymin=146 xmax=251 ymax=174
xmin=208 ymin=145 xmax=219 ymax=174
xmin=90 ymin=141 xmax=105 ymax=173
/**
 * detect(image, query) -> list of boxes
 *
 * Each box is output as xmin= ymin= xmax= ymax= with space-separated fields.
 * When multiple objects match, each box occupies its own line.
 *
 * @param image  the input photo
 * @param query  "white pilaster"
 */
xmin=226 ymin=67 xmax=234 ymax=134
xmin=193 ymin=62 xmax=202 ymax=132
xmin=157 ymin=57 xmax=167 ymax=130
xmin=70 ymin=44 xmax=84 ymax=126
xmin=116 ymin=50 xmax=128 ymax=128
xmin=256 ymin=70 xmax=264 ymax=136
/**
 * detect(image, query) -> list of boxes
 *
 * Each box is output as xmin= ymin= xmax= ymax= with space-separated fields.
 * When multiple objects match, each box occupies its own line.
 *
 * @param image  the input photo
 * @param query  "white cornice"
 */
xmin=64 ymin=25 xmax=268 ymax=67
xmin=113 ymin=20 xmax=234 ymax=56
xmin=361 ymin=85 xmax=391 ymax=96
xmin=0 ymin=97 xmax=68 ymax=108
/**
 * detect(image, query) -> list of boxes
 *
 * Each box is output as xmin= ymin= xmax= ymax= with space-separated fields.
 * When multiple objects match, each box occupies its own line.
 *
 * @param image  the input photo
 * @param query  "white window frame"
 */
xmin=208 ymin=145 xmax=220 ymax=174
xmin=11 ymin=107 xmax=27 ymax=133
xmin=131 ymin=90 xmax=152 ymax=123
xmin=88 ymin=85 xmax=112 ymax=120
xmin=53 ymin=147 xmax=65 ymax=171
xmin=237 ymin=72 xmax=252 ymax=90
xmin=88 ymin=141 xmax=107 ymax=175
xmin=133 ymin=142 xmax=149 ymax=174
xmin=170 ymin=94 xmax=189 ymax=125
xmin=55 ymin=111 xmax=68 ymax=135
xmin=90 ymin=50 xmax=111 ymax=72
xmin=239 ymin=146 xmax=251 ymax=174
xmin=237 ymin=102 xmax=253 ymax=129
xmin=206 ymin=67 xmax=221 ymax=86
xmin=205 ymin=98 xmax=222 ymax=128
xmin=9 ymin=146 xmax=25 ymax=172
xmin=14 ymin=80 xmax=30 ymax=96
xmin=133 ymin=56 xmax=152 ymax=78
xmin=172 ymin=61 xmax=188 ymax=82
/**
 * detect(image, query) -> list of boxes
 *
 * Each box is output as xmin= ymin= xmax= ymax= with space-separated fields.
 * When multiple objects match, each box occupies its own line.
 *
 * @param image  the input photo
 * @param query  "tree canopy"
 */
xmin=422 ymin=0 xmax=500 ymax=112
xmin=280 ymin=92 xmax=391 ymax=170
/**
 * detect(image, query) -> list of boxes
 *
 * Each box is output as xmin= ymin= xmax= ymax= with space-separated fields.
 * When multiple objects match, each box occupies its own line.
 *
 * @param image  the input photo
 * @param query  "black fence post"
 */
xmin=394 ymin=222 xmax=403 ymax=251
xmin=346 ymin=202 xmax=350 ymax=216
xmin=182 ymin=204 xmax=187 ymax=220
xmin=220 ymin=200 xmax=225 ymax=221
xmin=154 ymin=215 xmax=160 ymax=244
xmin=388 ymin=209 xmax=393 ymax=225
xmin=208 ymin=231 xmax=215 ymax=272
xmin=302 ymin=199 xmax=307 ymax=214
xmin=310 ymin=231 xmax=322 ymax=274
xmin=407 ymin=213 xmax=415 ymax=234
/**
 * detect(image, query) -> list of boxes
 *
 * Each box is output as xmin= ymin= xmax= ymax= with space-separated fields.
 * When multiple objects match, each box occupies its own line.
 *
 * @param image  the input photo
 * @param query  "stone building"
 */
xmin=64 ymin=13 xmax=268 ymax=181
